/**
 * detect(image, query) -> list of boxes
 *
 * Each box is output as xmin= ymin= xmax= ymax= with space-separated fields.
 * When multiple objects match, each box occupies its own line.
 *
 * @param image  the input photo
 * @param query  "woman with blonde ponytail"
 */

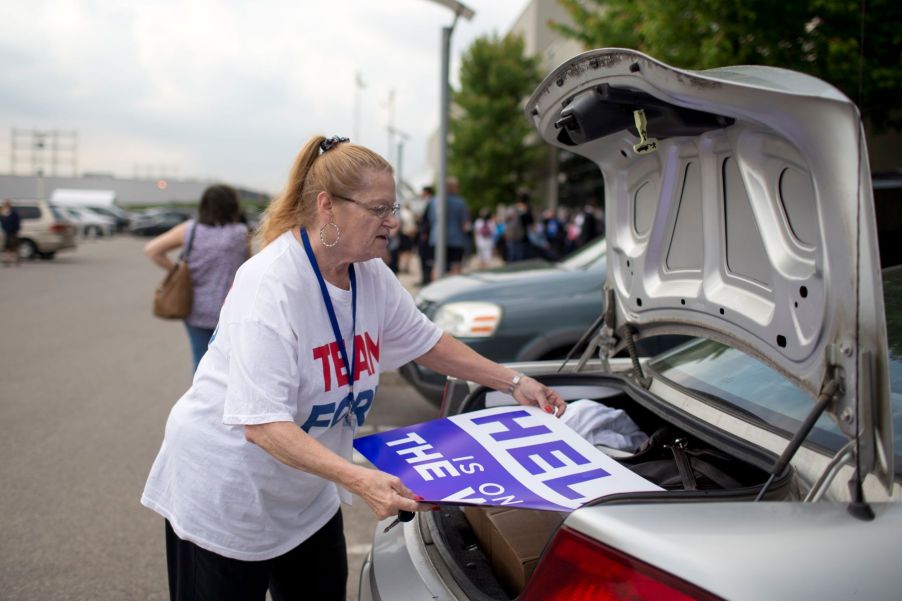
xmin=142 ymin=136 xmax=565 ymax=600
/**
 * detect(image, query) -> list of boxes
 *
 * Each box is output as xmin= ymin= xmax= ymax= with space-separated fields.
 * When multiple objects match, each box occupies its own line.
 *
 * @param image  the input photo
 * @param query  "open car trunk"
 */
xmin=418 ymin=372 xmax=796 ymax=600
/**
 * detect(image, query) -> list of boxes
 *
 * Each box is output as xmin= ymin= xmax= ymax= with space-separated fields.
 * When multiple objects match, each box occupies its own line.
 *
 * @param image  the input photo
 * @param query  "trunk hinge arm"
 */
xmin=823 ymin=345 xmax=876 ymax=520
xmin=576 ymin=288 xmax=618 ymax=373
xmin=575 ymin=289 xmax=650 ymax=389
xmin=755 ymin=368 xmax=843 ymax=502
xmin=622 ymin=326 xmax=651 ymax=389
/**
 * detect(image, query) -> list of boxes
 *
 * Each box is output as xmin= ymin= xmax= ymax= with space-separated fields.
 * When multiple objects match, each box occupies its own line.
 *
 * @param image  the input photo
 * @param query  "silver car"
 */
xmin=359 ymin=49 xmax=902 ymax=600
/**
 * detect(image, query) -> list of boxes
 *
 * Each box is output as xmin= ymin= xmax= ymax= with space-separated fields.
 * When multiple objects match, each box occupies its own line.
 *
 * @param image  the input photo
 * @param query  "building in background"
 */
xmin=507 ymin=0 xmax=599 ymax=211
xmin=0 ymin=173 xmax=269 ymax=207
xmin=2 ymin=127 xmax=270 ymax=207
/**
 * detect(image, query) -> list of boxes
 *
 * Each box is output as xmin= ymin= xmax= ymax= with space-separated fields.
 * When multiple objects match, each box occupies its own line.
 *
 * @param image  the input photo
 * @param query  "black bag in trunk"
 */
xmin=622 ymin=427 xmax=744 ymax=491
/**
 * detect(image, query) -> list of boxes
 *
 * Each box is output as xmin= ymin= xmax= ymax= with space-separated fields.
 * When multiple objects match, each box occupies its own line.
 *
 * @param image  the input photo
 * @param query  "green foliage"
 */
xmin=449 ymin=33 xmax=544 ymax=211
xmin=553 ymin=0 xmax=902 ymax=130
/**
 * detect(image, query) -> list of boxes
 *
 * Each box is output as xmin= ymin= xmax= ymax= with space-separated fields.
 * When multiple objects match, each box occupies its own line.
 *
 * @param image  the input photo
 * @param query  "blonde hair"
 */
xmin=257 ymin=136 xmax=393 ymax=247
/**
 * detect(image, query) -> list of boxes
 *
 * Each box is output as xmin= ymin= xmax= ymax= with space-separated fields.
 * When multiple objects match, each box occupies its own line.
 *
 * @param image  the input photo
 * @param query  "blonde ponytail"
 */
xmin=257 ymin=136 xmax=325 ymax=247
xmin=256 ymin=136 xmax=393 ymax=248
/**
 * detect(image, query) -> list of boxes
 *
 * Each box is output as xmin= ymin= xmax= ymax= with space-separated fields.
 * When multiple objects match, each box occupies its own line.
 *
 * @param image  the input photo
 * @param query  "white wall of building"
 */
xmin=0 ymin=173 xmax=267 ymax=206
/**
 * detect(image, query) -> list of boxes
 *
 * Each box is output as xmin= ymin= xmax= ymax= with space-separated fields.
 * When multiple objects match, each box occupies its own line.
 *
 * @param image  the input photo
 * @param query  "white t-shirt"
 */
xmin=141 ymin=230 xmax=443 ymax=561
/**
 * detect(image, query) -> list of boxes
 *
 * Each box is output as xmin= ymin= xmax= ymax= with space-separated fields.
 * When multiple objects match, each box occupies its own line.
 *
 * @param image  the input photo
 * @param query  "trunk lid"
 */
xmin=525 ymin=48 xmax=892 ymax=487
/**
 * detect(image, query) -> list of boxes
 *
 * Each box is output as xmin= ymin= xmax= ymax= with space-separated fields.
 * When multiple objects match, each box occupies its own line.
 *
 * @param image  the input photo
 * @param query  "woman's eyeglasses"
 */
xmin=332 ymin=194 xmax=400 ymax=219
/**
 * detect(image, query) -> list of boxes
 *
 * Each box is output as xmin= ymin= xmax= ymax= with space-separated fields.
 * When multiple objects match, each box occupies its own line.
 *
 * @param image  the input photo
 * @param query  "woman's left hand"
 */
xmin=416 ymin=335 xmax=567 ymax=417
xmin=512 ymin=376 xmax=566 ymax=417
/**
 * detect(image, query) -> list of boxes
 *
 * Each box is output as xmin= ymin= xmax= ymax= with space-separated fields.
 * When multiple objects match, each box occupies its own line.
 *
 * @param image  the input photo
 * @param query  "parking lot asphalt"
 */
xmin=0 ymin=236 xmax=439 ymax=600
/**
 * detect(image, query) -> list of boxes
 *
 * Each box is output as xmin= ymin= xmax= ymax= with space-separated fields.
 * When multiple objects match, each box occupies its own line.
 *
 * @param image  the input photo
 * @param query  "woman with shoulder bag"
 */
xmin=145 ymin=184 xmax=250 ymax=371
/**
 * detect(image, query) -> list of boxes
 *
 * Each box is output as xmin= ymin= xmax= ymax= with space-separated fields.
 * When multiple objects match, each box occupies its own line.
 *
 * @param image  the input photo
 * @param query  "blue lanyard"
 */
xmin=300 ymin=228 xmax=357 ymax=402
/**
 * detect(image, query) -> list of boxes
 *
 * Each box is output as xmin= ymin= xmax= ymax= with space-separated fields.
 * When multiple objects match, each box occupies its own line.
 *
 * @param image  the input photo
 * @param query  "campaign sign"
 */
xmin=353 ymin=406 xmax=661 ymax=512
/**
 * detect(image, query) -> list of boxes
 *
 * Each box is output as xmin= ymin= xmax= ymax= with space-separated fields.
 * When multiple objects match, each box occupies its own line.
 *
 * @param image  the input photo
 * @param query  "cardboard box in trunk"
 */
xmin=463 ymin=505 xmax=565 ymax=596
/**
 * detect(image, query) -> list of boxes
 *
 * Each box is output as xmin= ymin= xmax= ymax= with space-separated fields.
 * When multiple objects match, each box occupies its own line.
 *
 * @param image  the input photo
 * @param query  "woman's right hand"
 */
xmin=352 ymin=467 xmax=426 ymax=520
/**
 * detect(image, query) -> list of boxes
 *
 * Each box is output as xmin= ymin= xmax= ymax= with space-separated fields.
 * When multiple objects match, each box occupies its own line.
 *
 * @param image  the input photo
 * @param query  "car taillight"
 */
xmin=50 ymin=223 xmax=68 ymax=234
xmin=520 ymin=527 xmax=723 ymax=601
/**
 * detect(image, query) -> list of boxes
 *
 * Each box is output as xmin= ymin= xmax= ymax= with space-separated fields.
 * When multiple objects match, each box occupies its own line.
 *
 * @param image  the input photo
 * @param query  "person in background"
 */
xmin=505 ymin=193 xmax=534 ymax=262
xmin=144 ymin=185 xmax=250 ymax=371
xmin=502 ymin=205 xmax=521 ymax=261
xmin=397 ymin=202 xmax=417 ymax=274
xmin=417 ymin=186 xmax=434 ymax=286
xmin=516 ymin=193 xmax=535 ymax=259
xmin=493 ymin=205 xmax=508 ymax=262
xmin=527 ymin=221 xmax=554 ymax=261
xmin=427 ymin=177 xmax=470 ymax=277
xmin=542 ymin=207 xmax=564 ymax=259
xmin=140 ymin=135 xmax=565 ymax=601
xmin=386 ymin=227 xmax=400 ymax=273
xmin=565 ymin=209 xmax=582 ymax=255
xmin=473 ymin=207 xmax=496 ymax=269
xmin=578 ymin=200 xmax=599 ymax=248
xmin=1 ymin=199 xmax=22 ymax=267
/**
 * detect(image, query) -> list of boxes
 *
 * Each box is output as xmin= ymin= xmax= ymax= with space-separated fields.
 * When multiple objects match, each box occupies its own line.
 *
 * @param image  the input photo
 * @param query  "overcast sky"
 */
xmin=0 ymin=0 xmax=530 ymax=194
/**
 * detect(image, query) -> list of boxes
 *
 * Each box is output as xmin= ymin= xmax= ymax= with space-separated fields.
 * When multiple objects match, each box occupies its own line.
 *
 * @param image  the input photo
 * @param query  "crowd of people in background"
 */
xmin=387 ymin=182 xmax=605 ymax=283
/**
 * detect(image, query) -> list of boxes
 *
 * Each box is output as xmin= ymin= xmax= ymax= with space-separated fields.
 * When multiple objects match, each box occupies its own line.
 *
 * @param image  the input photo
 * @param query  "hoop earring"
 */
xmin=320 ymin=221 xmax=341 ymax=247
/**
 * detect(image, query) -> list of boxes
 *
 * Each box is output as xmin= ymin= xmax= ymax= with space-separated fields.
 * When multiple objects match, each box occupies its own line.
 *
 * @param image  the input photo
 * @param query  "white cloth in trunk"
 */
xmin=559 ymin=399 xmax=648 ymax=452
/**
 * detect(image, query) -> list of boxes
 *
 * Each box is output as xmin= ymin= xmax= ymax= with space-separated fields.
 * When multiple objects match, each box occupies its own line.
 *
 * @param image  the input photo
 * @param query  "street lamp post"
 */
xmin=424 ymin=0 xmax=474 ymax=279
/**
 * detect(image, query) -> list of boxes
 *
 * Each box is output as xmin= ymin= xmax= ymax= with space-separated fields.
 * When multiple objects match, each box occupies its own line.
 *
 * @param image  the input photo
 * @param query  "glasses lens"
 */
xmin=373 ymin=203 xmax=400 ymax=218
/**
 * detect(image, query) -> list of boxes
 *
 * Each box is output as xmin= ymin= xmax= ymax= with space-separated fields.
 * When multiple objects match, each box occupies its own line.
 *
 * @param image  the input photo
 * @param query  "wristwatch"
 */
xmin=507 ymin=372 xmax=526 ymax=394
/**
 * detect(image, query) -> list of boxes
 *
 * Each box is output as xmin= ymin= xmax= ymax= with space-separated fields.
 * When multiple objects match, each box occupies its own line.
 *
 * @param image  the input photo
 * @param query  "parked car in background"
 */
xmin=1 ymin=200 xmax=77 ymax=260
xmin=62 ymin=207 xmax=115 ymax=238
xmin=128 ymin=209 xmax=191 ymax=236
xmin=401 ymin=237 xmax=607 ymax=404
xmin=240 ymin=207 xmax=261 ymax=231
xmin=85 ymin=205 xmax=131 ymax=232
xmin=401 ymin=237 xmax=682 ymax=405
xmin=360 ymin=49 xmax=902 ymax=601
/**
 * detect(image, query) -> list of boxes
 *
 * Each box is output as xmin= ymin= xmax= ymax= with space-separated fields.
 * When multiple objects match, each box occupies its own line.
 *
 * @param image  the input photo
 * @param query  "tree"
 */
xmin=449 ymin=33 xmax=544 ymax=212
xmin=553 ymin=0 xmax=902 ymax=130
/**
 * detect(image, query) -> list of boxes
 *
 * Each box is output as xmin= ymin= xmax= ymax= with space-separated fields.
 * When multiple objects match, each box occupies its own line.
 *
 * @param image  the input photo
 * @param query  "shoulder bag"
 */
xmin=153 ymin=222 xmax=197 ymax=319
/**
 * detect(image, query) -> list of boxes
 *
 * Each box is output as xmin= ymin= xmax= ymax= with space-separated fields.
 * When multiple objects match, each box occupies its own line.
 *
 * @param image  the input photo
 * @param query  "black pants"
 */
xmin=165 ymin=510 xmax=347 ymax=601
xmin=418 ymin=241 xmax=433 ymax=285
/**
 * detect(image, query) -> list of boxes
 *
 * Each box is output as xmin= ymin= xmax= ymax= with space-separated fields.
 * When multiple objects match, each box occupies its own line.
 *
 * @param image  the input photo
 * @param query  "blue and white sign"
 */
xmin=354 ymin=406 xmax=662 ymax=512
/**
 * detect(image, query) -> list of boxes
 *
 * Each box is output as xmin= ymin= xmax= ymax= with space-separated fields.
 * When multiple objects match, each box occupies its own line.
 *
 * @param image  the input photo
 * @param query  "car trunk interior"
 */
xmin=420 ymin=372 xmax=796 ymax=600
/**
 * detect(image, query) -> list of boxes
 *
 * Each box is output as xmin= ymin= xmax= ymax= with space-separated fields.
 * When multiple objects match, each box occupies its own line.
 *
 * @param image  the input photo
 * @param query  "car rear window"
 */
xmin=650 ymin=267 xmax=902 ymax=478
xmin=15 ymin=205 xmax=41 ymax=219
xmin=648 ymin=339 xmax=848 ymax=451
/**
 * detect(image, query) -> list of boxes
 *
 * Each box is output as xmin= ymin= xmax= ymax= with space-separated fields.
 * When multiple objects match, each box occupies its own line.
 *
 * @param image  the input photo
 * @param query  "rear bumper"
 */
xmin=358 ymin=550 xmax=377 ymax=601
xmin=360 ymin=516 xmax=460 ymax=601
xmin=27 ymin=233 xmax=77 ymax=254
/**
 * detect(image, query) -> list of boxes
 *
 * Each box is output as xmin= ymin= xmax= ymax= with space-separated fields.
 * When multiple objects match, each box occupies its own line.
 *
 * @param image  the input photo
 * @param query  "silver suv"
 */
xmin=4 ymin=199 xmax=77 ymax=259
